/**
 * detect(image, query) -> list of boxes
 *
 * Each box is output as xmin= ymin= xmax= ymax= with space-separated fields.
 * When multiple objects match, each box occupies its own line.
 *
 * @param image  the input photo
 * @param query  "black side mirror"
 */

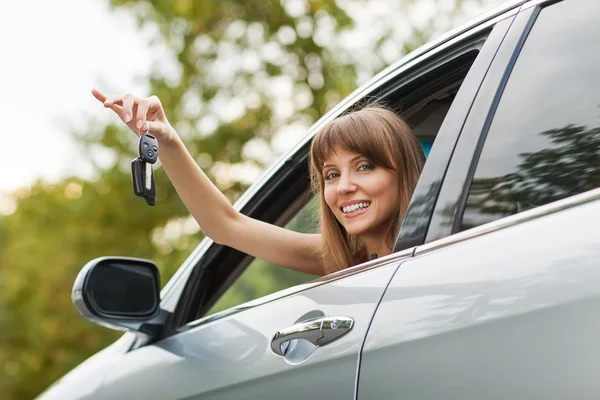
xmin=72 ymin=257 xmax=167 ymax=338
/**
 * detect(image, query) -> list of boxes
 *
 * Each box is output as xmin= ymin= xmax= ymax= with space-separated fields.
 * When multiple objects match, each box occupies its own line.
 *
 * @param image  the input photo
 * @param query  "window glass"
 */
xmin=207 ymin=196 xmax=319 ymax=315
xmin=460 ymin=0 xmax=600 ymax=230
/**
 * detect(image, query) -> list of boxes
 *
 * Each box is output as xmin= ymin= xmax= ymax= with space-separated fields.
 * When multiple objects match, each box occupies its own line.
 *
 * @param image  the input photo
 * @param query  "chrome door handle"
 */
xmin=271 ymin=316 xmax=354 ymax=356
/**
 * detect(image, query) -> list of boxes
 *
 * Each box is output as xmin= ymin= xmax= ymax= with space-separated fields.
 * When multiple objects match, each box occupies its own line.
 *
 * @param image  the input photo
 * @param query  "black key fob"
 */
xmin=131 ymin=158 xmax=155 ymax=206
xmin=139 ymin=134 xmax=159 ymax=164
xmin=131 ymin=133 xmax=158 ymax=206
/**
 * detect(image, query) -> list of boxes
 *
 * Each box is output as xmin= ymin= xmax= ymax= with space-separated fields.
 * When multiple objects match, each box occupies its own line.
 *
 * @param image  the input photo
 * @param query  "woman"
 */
xmin=92 ymin=89 xmax=425 ymax=275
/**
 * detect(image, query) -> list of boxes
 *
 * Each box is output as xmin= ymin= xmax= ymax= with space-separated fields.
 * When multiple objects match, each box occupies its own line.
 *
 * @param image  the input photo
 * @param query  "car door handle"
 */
xmin=271 ymin=316 xmax=354 ymax=356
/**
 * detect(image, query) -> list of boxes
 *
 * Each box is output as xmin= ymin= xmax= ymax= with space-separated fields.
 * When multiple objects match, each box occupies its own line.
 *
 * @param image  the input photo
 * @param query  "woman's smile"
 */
xmin=340 ymin=200 xmax=371 ymax=217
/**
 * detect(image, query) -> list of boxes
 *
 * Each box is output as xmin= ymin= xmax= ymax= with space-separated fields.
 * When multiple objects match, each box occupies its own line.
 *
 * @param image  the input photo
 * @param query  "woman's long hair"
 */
xmin=309 ymin=106 xmax=425 ymax=274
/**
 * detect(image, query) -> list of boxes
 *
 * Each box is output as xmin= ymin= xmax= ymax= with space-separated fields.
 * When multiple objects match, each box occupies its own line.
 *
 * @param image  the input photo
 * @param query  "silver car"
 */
xmin=39 ymin=0 xmax=600 ymax=398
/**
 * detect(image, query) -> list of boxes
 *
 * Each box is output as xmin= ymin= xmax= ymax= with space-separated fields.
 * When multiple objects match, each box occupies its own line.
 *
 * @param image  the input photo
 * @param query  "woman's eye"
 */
xmin=325 ymin=172 xmax=340 ymax=180
xmin=358 ymin=163 xmax=374 ymax=171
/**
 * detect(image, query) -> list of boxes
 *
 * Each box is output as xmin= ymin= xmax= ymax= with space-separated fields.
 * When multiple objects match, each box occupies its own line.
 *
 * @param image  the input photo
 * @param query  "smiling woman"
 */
xmin=93 ymin=90 xmax=425 ymax=276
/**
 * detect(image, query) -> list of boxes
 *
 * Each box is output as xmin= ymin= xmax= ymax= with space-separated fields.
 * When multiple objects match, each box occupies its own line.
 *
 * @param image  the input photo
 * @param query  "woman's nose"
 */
xmin=337 ymin=173 xmax=357 ymax=195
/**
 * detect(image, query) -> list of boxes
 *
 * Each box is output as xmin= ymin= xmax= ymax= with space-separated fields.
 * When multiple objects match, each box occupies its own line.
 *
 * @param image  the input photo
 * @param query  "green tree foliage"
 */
xmin=0 ymin=1 xmax=491 ymax=398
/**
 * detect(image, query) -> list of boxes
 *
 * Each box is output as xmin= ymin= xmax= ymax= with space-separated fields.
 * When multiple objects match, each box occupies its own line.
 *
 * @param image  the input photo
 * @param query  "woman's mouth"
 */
xmin=341 ymin=201 xmax=371 ymax=216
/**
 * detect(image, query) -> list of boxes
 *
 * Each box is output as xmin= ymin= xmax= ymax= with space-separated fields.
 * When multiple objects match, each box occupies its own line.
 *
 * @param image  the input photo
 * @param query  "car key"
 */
xmin=131 ymin=133 xmax=159 ymax=206
xmin=139 ymin=133 xmax=159 ymax=203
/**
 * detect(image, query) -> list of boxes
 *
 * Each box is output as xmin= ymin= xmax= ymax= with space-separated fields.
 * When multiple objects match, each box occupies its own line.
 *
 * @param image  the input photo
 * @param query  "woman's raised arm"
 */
xmin=92 ymin=89 xmax=324 ymax=276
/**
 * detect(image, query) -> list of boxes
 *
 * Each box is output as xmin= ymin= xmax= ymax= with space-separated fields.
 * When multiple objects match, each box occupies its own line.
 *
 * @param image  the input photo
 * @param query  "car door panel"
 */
xmin=91 ymin=259 xmax=407 ymax=400
xmin=358 ymin=193 xmax=600 ymax=399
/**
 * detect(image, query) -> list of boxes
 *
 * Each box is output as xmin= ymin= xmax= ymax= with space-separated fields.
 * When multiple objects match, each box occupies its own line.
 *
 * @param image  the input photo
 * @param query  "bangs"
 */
xmin=311 ymin=110 xmax=396 ymax=175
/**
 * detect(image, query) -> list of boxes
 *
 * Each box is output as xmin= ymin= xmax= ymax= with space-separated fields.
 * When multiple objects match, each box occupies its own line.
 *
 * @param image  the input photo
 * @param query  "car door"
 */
xmin=358 ymin=0 xmax=600 ymax=398
xmin=92 ymin=260 xmax=408 ymax=400
xmin=69 ymin=6 xmax=516 ymax=400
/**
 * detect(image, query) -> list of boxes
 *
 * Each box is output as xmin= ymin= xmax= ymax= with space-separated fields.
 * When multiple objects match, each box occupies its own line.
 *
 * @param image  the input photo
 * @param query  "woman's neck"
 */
xmin=362 ymin=236 xmax=392 ymax=260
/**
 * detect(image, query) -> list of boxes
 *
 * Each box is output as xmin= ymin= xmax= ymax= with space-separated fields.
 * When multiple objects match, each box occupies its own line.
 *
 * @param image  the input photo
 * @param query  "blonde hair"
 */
xmin=309 ymin=106 xmax=425 ymax=274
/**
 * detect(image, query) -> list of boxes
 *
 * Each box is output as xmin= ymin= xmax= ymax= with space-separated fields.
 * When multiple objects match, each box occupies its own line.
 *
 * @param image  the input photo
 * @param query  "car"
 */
xmin=38 ymin=0 xmax=600 ymax=398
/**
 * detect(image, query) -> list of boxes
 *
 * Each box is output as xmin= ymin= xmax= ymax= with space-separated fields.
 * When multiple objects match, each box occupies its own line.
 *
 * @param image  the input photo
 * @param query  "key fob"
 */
xmin=131 ymin=158 xmax=156 ymax=206
xmin=139 ymin=134 xmax=159 ymax=164
xmin=131 ymin=158 xmax=145 ymax=197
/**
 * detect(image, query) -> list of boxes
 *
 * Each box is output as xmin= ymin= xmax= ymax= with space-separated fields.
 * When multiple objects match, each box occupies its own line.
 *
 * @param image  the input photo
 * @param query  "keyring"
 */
xmin=140 ymin=123 xmax=150 ymax=136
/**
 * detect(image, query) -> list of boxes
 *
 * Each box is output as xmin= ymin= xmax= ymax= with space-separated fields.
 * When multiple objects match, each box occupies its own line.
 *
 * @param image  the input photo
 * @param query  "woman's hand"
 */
xmin=91 ymin=89 xmax=177 ymax=144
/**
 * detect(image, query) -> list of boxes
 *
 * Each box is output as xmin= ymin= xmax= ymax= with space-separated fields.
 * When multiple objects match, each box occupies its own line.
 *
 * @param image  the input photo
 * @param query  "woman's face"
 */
xmin=322 ymin=146 xmax=399 ymax=239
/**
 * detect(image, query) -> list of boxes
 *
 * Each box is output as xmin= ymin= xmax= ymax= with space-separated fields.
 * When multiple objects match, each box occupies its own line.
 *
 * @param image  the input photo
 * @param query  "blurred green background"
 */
xmin=0 ymin=0 xmax=500 ymax=398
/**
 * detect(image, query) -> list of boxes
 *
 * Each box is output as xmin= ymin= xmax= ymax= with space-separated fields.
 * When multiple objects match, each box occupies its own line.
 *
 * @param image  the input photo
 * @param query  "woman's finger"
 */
xmin=108 ymin=103 xmax=142 ymax=135
xmin=135 ymin=99 xmax=150 ymax=131
xmin=91 ymin=89 xmax=107 ymax=103
xmin=106 ymin=102 xmax=126 ymax=121
xmin=103 ymin=95 xmax=125 ymax=108
xmin=93 ymin=90 xmax=124 ymax=109
xmin=122 ymin=94 xmax=136 ymax=123
xmin=142 ymin=120 xmax=155 ymax=135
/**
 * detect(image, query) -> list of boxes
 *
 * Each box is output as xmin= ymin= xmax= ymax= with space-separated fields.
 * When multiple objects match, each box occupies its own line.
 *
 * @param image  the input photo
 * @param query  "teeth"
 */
xmin=343 ymin=202 xmax=370 ymax=213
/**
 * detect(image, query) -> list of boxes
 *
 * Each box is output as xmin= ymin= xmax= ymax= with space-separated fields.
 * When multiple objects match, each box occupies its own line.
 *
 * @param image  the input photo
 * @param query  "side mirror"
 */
xmin=72 ymin=257 xmax=167 ymax=338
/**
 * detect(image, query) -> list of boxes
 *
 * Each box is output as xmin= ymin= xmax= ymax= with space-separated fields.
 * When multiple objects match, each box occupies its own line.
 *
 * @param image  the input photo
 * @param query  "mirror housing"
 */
xmin=72 ymin=257 xmax=168 ymax=338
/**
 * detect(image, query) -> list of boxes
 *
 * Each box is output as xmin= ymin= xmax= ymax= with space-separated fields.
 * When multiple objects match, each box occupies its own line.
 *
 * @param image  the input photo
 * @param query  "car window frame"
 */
xmin=393 ymin=12 xmax=517 ymax=251
xmin=146 ymin=2 xmax=527 ymax=343
xmin=424 ymin=4 xmax=541 ymax=243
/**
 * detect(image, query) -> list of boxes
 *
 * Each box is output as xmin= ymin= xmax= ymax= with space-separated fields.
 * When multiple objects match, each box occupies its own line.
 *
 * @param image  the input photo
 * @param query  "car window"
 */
xmin=460 ymin=0 xmax=600 ymax=231
xmin=206 ymin=197 xmax=319 ymax=316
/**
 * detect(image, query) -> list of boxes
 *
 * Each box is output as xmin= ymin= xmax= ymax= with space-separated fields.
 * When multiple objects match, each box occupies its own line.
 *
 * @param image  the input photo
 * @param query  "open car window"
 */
xmin=206 ymin=196 xmax=319 ymax=317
